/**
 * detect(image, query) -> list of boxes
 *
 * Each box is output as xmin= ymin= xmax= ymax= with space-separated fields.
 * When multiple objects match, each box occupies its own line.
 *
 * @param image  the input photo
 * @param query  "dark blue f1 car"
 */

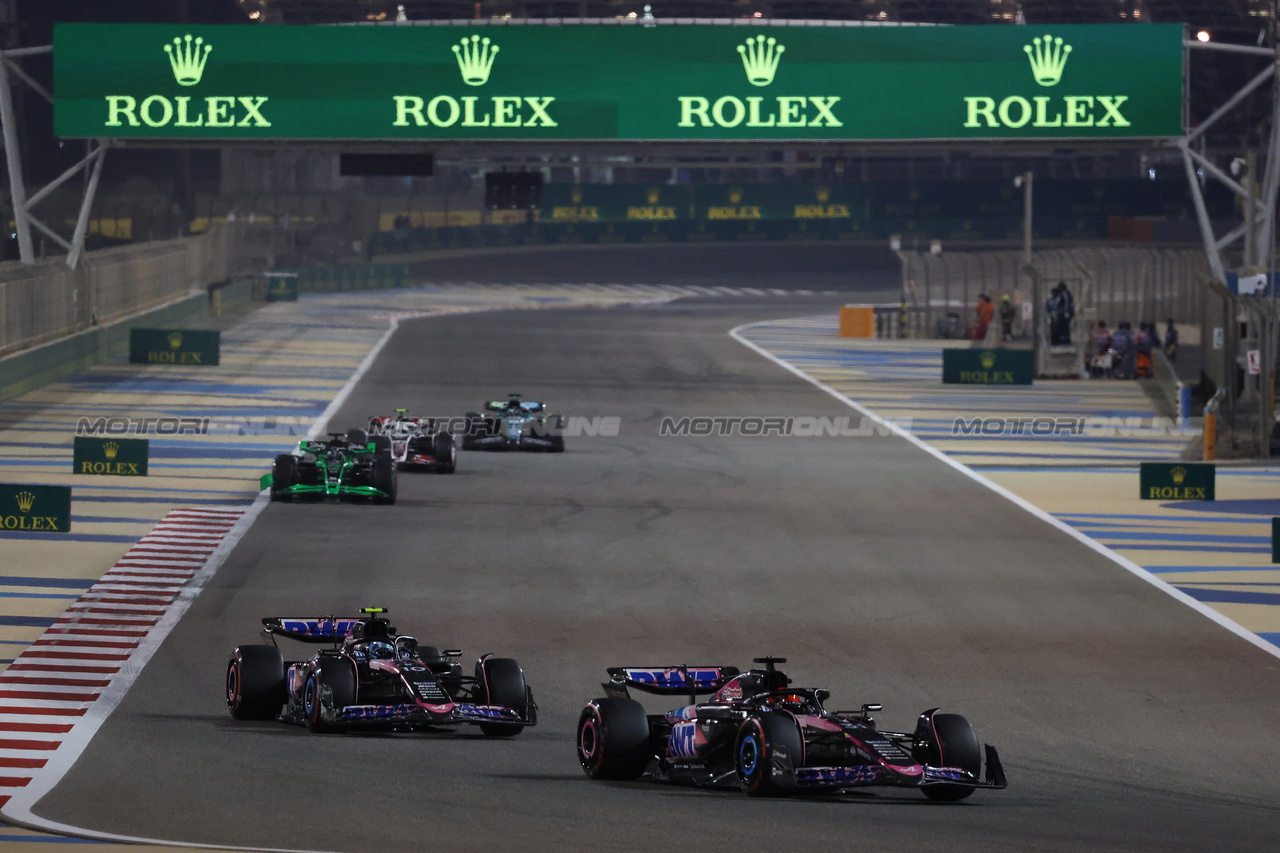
xmin=226 ymin=608 xmax=536 ymax=736
xmin=576 ymin=657 xmax=1006 ymax=799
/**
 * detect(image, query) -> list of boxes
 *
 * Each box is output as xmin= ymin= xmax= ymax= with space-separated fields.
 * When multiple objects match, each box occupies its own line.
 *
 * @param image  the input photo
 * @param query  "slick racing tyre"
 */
xmin=346 ymin=428 xmax=369 ymax=447
xmin=461 ymin=413 xmax=485 ymax=450
xmin=577 ymin=697 xmax=651 ymax=780
xmin=226 ymin=645 xmax=286 ymax=720
xmin=371 ymin=455 xmax=397 ymax=505
xmin=270 ymin=455 xmax=297 ymax=502
xmin=370 ymin=434 xmax=392 ymax=455
xmin=432 ymin=432 xmax=457 ymax=473
xmin=304 ymin=657 xmax=357 ymax=734
xmin=736 ymin=712 xmax=804 ymax=797
xmin=914 ymin=711 xmax=982 ymax=802
xmin=475 ymin=657 xmax=528 ymax=737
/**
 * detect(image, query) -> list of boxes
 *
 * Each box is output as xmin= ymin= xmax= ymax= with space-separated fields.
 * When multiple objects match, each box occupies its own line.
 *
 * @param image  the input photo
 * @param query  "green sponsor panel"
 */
xmin=1139 ymin=462 xmax=1215 ymax=501
xmin=541 ymin=185 xmax=691 ymax=222
xmin=266 ymin=277 xmax=299 ymax=302
xmin=56 ymin=23 xmax=1183 ymax=142
xmin=0 ymin=483 xmax=71 ymax=533
xmin=129 ymin=328 xmax=220 ymax=366
xmin=941 ymin=348 xmax=1034 ymax=385
xmin=73 ymin=436 xmax=149 ymax=476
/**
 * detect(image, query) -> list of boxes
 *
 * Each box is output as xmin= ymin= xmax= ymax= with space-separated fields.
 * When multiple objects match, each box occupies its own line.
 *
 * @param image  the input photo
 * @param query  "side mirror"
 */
xmin=862 ymin=703 xmax=882 ymax=714
xmin=815 ymin=689 xmax=831 ymax=703
xmin=442 ymin=649 xmax=462 ymax=657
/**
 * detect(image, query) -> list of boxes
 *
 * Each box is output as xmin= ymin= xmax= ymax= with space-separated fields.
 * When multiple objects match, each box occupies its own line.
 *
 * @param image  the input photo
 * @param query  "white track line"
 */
xmin=0 ymin=318 xmax=407 ymax=852
xmin=729 ymin=320 xmax=1280 ymax=663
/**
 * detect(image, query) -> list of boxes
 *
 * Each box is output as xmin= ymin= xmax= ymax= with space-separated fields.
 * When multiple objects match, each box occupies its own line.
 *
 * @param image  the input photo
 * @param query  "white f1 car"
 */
xmin=368 ymin=409 xmax=457 ymax=473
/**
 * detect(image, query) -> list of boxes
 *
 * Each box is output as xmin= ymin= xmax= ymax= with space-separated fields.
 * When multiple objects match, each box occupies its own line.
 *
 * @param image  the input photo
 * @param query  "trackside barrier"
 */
xmin=1153 ymin=348 xmax=1191 ymax=425
xmin=838 ymin=305 xmax=875 ymax=338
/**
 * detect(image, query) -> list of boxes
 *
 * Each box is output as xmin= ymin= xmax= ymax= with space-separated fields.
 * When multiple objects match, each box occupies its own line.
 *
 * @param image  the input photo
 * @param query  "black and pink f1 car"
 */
xmin=368 ymin=409 xmax=457 ymax=472
xmin=576 ymin=657 xmax=1006 ymax=799
xmin=226 ymin=608 xmax=535 ymax=736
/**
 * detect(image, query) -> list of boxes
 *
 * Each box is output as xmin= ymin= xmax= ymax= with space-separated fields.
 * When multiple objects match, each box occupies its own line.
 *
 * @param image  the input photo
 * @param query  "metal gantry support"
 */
xmin=1178 ymin=33 xmax=1280 ymax=456
xmin=0 ymin=44 xmax=108 ymax=269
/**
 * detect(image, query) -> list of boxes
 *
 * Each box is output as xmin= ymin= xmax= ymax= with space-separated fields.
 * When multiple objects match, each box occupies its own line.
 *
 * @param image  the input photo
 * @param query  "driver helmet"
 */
xmin=369 ymin=641 xmax=395 ymax=661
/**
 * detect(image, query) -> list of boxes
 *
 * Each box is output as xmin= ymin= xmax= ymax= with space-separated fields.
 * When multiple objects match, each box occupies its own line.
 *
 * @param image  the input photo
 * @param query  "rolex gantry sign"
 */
xmin=0 ymin=484 xmax=72 ymax=533
xmin=54 ymin=23 xmax=1183 ymax=142
xmin=73 ymin=437 xmax=149 ymax=477
xmin=129 ymin=328 xmax=220 ymax=366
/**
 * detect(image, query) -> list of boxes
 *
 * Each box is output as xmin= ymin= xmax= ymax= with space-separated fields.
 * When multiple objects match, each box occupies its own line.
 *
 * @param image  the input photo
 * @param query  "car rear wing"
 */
xmin=262 ymin=616 xmax=363 ymax=644
xmin=604 ymin=665 xmax=741 ymax=702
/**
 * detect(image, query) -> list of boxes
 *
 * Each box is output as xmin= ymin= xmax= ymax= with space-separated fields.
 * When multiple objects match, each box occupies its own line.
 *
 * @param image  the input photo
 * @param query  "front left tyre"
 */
xmin=270 ymin=454 xmax=297 ymax=502
xmin=913 ymin=710 xmax=982 ymax=802
xmin=735 ymin=712 xmax=804 ymax=797
xmin=304 ymin=657 xmax=357 ymax=733
xmin=226 ymin=644 xmax=286 ymax=720
xmin=371 ymin=454 xmax=397 ymax=504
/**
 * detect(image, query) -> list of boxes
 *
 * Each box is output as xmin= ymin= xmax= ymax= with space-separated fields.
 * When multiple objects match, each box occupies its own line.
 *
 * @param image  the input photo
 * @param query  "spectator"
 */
xmin=1046 ymin=281 xmax=1076 ymax=345
xmin=971 ymin=293 xmax=994 ymax=341
xmin=1164 ymin=318 xmax=1179 ymax=363
xmin=1089 ymin=321 xmax=1112 ymax=377
xmin=1111 ymin=321 xmax=1135 ymax=379
xmin=1145 ymin=321 xmax=1161 ymax=349
xmin=1135 ymin=323 xmax=1153 ymax=378
xmin=999 ymin=295 xmax=1016 ymax=341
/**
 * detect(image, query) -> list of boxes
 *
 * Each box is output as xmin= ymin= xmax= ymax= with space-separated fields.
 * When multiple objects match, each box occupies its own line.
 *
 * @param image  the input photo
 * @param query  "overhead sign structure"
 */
xmin=53 ymin=23 xmax=1184 ymax=142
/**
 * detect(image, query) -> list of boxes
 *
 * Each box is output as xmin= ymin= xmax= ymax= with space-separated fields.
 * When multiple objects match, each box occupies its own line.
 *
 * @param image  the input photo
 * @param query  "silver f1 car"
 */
xmin=368 ymin=409 xmax=457 ymax=472
xmin=461 ymin=394 xmax=565 ymax=453
xmin=226 ymin=608 xmax=536 ymax=736
xmin=576 ymin=657 xmax=1006 ymax=799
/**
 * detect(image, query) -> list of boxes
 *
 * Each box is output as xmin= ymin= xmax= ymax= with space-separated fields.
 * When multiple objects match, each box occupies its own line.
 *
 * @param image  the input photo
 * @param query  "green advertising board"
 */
xmin=129 ymin=328 xmax=221 ymax=365
xmin=941 ymin=348 xmax=1034 ymax=385
xmin=73 ymin=436 xmax=149 ymax=476
xmin=0 ymin=484 xmax=72 ymax=533
xmin=1139 ymin=462 xmax=1215 ymax=501
xmin=266 ymin=276 xmax=299 ymax=302
xmin=54 ymin=23 xmax=1183 ymax=142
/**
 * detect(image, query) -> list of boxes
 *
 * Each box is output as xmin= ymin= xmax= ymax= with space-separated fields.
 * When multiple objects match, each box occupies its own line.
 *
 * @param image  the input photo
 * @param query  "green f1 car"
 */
xmin=268 ymin=429 xmax=397 ymax=504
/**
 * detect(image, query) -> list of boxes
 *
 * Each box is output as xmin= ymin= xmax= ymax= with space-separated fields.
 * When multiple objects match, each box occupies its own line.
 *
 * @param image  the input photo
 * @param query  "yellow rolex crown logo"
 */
xmin=103 ymin=442 xmax=120 ymax=460
xmin=728 ymin=188 xmax=744 ymax=204
xmin=737 ymin=35 xmax=784 ymax=87
xmin=571 ymin=187 xmax=584 ymax=204
xmin=1171 ymin=466 xmax=1187 ymax=485
xmin=646 ymin=187 xmax=661 ymax=204
xmin=980 ymin=351 xmax=997 ymax=369
xmin=452 ymin=35 xmax=499 ymax=86
xmin=816 ymin=186 xmax=831 ymax=203
xmin=15 ymin=491 xmax=34 ymax=513
xmin=164 ymin=34 xmax=211 ymax=87
xmin=1024 ymin=33 xmax=1072 ymax=87
xmin=167 ymin=332 xmax=183 ymax=349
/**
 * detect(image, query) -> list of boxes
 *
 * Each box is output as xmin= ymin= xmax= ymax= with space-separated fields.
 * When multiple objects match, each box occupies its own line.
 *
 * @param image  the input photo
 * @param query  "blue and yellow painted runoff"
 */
xmin=739 ymin=316 xmax=1280 ymax=650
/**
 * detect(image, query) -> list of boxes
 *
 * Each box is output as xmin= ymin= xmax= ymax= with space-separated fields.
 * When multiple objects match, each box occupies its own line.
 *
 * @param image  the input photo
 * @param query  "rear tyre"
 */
xmin=461 ymin=413 xmax=485 ymax=450
xmin=475 ymin=657 xmax=528 ymax=736
xmin=371 ymin=454 xmax=397 ymax=504
xmin=736 ymin=712 xmax=804 ymax=797
xmin=270 ymin=455 xmax=297 ymax=502
xmin=226 ymin=645 xmax=285 ymax=720
xmin=432 ymin=432 xmax=457 ymax=473
xmin=346 ymin=428 xmax=369 ymax=447
xmin=914 ymin=711 xmax=981 ymax=802
xmin=304 ymin=657 xmax=357 ymax=733
xmin=577 ymin=697 xmax=651 ymax=780
xmin=370 ymin=434 xmax=392 ymax=455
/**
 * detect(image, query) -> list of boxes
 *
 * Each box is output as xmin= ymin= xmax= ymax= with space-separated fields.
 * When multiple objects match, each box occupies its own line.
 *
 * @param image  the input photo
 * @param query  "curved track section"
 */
xmin=30 ymin=299 xmax=1280 ymax=851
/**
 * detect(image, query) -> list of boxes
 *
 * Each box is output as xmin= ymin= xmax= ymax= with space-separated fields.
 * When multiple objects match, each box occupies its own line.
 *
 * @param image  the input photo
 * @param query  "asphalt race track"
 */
xmin=34 ymin=298 xmax=1280 ymax=851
